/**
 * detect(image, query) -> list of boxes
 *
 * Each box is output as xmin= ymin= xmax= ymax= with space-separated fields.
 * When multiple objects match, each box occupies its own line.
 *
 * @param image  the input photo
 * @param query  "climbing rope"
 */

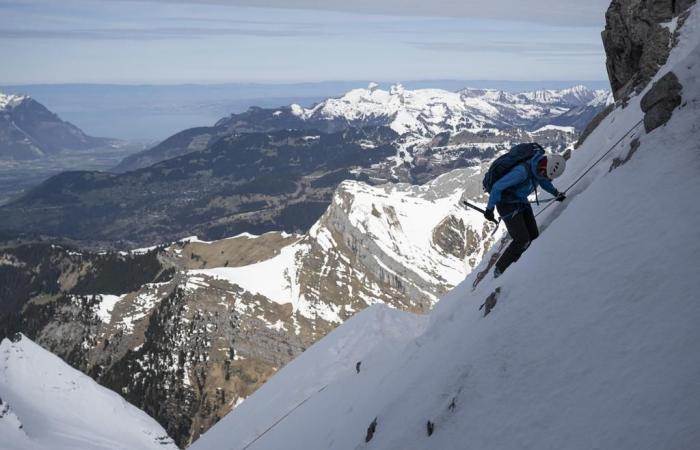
xmin=472 ymin=118 xmax=645 ymax=289
xmin=534 ymin=118 xmax=645 ymax=218
xmin=235 ymin=384 xmax=329 ymax=450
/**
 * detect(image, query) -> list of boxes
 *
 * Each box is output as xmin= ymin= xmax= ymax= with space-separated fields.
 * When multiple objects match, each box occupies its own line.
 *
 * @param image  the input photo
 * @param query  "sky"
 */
xmin=0 ymin=0 xmax=612 ymax=85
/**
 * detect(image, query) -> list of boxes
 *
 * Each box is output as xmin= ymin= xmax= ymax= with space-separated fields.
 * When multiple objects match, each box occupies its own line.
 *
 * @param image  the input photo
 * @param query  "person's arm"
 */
xmin=487 ymin=166 xmax=528 ymax=210
xmin=538 ymin=177 xmax=560 ymax=197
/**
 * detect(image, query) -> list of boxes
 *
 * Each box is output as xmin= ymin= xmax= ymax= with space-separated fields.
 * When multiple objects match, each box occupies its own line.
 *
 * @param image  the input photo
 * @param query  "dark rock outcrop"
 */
xmin=640 ymin=71 xmax=684 ymax=132
xmin=602 ymin=0 xmax=696 ymax=100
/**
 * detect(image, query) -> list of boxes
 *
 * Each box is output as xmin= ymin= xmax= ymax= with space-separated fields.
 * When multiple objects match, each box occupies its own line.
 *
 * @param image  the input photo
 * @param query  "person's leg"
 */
xmin=495 ymin=204 xmax=531 ymax=273
xmin=522 ymin=204 xmax=539 ymax=241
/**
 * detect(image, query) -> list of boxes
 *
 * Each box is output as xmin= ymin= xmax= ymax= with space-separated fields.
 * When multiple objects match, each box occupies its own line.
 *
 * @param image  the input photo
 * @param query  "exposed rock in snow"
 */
xmin=640 ymin=71 xmax=683 ymax=131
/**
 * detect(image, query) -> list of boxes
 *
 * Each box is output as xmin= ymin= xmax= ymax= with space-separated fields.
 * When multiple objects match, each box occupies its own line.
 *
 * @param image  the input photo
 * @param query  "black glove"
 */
xmin=484 ymin=208 xmax=496 ymax=223
xmin=555 ymin=192 xmax=566 ymax=202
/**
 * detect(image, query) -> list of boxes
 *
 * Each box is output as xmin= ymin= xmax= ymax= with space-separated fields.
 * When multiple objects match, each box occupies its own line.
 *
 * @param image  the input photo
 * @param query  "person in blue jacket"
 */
xmin=485 ymin=151 xmax=567 ymax=278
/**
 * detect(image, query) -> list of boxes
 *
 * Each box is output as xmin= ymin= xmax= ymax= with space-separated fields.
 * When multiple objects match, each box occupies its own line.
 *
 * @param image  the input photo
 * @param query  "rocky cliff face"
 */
xmin=294 ymin=168 xmax=497 ymax=314
xmin=602 ymin=0 xmax=696 ymax=100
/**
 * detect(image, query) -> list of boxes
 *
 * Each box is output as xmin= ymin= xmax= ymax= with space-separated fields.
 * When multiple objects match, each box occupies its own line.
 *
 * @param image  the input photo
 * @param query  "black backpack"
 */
xmin=482 ymin=143 xmax=543 ymax=193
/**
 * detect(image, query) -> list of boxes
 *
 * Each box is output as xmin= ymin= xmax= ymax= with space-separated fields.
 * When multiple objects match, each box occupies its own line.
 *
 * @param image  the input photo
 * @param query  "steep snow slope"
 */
xmin=191 ymin=5 xmax=700 ymax=450
xmin=0 ymin=334 xmax=176 ymax=450
xmin=190 ymin=304 xmax=428 ymax=450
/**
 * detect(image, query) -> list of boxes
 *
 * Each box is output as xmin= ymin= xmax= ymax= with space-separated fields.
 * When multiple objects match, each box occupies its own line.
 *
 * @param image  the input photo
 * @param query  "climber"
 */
xmin=484 ymin=145 xmax=567 ymax=278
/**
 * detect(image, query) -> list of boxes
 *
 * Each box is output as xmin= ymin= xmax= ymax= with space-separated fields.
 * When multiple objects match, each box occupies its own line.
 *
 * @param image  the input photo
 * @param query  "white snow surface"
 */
xmin=0 ymin=335 xmax=177 ymax=450
xmin=190 ymin=238 xmax=305 ymax=306
xmin=191 ymin=5 xmax=700 ymax=450
xmin=534 ymin=124 xmax=576 ymax=133
xmin=0 ymin=92 xmax=28 ymax=110
xmin=94 ymin=294 xmax=125 ymax=323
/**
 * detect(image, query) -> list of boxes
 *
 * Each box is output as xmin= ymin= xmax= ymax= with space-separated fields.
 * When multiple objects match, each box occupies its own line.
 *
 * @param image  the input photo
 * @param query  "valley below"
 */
xmin=0 ymin=143 xmax=145 ymax=205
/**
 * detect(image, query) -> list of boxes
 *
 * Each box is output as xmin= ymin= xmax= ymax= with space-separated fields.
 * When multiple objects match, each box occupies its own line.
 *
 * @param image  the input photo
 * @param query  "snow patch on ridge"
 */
xmin=95 ymin=294 xmax=126 ymax=323
xmin=0 ymin=92 xmax=28 ymax=110
xmin=535 ymin=124 xmax=576 ymax=133
xmin=190 ymin=240 xmax=302 ymax=305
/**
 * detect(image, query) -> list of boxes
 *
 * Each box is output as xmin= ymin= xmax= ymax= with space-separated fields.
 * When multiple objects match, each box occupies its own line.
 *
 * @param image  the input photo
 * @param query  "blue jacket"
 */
xmin=486 ymin=153 xmax=559 ymax=210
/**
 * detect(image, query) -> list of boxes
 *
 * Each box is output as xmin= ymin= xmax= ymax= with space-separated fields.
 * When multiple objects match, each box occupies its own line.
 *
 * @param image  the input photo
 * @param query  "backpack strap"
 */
xmin=521 ymin=160 xmax=540 ymax=205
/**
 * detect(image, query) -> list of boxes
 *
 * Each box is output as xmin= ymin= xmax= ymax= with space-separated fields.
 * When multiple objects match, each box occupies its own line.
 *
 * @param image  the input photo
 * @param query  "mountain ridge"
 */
xmin=0 ymin=333 xmax=177 ymax=450
xmin=115 ymin=84 xmax=610 ymax=173
xmin=0 ymin=92 xmax=114 ymax=161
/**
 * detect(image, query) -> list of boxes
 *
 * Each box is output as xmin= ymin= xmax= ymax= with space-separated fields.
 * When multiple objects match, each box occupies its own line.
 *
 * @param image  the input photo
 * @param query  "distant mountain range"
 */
xmin=0 ymin=84 xmax=610 ymax=246
xmin=265 ymin=83 xmax=611 ymax=136
xmin=115 ymin=84 xmax=611 ymax=172
xmin=0 ymin=92 xmax=114 ymax=161
xmin=1 ymin=81 xmax=610 ymax=141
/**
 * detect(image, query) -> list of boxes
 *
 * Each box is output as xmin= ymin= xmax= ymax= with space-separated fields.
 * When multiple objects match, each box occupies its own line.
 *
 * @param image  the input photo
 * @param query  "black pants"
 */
xmin=495 ymin=202 xmax=539 ymax=273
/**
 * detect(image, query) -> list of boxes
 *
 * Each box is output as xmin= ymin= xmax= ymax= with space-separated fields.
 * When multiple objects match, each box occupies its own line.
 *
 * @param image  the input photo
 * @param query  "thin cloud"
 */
xmin=0 ymin=26 xmax=331 ymax=40
xmin=412 ymin=41 xmax=603 ymax=57
xmin=111 ymin=0 xmax=610 ymax=26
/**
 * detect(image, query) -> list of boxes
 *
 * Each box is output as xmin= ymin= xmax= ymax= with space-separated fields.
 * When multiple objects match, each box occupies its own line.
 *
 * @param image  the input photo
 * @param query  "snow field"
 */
xmin=0 ymin=336 xmax=176 ymax=450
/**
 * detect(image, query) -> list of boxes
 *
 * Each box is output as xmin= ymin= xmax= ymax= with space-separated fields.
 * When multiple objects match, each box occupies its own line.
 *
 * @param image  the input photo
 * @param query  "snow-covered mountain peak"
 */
xmin=588 ymin=89 xmax=615 ymax=107
xmin=0 ymin=334 xmax=177 ymax=450
xmin=287 ymin=84 xmax=611 ymax=137
xmin=0 ymin=92 xmax=28 ymax=110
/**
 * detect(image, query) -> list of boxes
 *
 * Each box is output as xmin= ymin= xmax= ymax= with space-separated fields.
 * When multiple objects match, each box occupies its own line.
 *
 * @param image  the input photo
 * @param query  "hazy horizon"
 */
xmin=1 ymin=0 xmax=610 ymax=85
xmin=0 ymin=79 xmax=611 ymax=141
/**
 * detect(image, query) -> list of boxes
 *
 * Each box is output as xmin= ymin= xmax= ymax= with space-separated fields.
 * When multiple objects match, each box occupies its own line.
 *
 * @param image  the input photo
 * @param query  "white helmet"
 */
xmin=546 ymin=154 xmax=566 ymax=179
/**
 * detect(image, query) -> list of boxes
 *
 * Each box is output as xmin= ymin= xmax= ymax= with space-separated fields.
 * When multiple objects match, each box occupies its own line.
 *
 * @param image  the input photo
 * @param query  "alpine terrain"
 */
xmin=187 ymin=1 xmax=700 ymax=450
xmin=0 ymin=85 xmax=609 ymax=246
xmin=0 ymin=164 xmax=499 ymax=446
xmin=2 ymin=0 xmax=694 ymax=448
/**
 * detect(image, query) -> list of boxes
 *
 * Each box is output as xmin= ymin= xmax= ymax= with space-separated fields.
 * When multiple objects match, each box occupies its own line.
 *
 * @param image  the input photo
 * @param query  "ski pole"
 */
xmin=461 ymin=200 xmax=487 ymax=214
xmin=462 ymin=199 xmax=520 ymax=223
xmin=461 ymin=200 xmax=500 ymax=228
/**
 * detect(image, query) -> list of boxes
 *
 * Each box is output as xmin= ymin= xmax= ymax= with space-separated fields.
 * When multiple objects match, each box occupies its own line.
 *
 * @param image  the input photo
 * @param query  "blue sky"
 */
xmin=0 ymin=0 xmax=611 ymax=84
